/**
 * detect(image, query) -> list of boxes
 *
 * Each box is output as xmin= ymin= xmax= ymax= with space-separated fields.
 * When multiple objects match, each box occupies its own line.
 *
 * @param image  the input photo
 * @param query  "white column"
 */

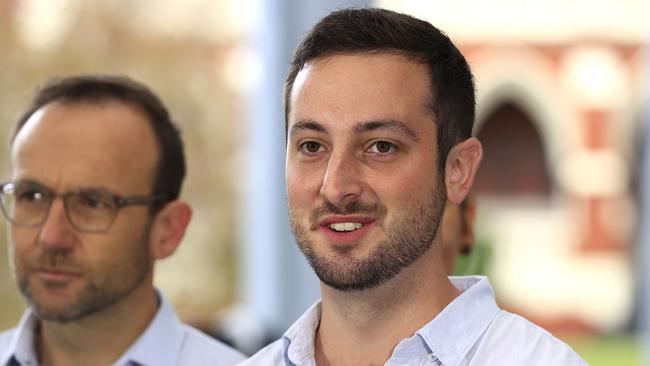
xmin=240 ymin=0 xmax=374 ymax=339
xmin=641 ymin=38 xmax=650 ymax=366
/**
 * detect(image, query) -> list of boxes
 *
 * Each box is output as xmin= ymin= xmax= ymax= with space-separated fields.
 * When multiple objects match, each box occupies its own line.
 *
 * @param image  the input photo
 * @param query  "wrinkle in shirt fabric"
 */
xmin=239 ymin=276 xmax=589 ymax=366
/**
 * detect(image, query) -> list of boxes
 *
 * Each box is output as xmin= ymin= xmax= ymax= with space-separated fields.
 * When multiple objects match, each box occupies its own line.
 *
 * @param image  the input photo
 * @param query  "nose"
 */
xmin=38 ymin=199 xmax=76 ymax=251
xmin=320 ymin=151 xmax=364 ymax=207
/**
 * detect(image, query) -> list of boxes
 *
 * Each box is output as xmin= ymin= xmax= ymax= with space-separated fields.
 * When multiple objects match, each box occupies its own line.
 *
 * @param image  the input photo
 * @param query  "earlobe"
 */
xmin=445 ymin=137 xmax=483 ymax=205
xmin=149 ymin=200 xmax=192 ymax=260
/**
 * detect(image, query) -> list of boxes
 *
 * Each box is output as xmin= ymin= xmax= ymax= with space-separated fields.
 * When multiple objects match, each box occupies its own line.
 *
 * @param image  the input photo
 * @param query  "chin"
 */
xmin=30 ymin=300 xmax=87 ymax=322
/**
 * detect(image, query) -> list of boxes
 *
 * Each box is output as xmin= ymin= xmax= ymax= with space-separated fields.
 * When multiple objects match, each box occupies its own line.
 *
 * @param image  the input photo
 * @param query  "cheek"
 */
xmin=287 ymin=190 xmax=309 ymax=222
xmin=287 ymin=169 xmax=321 ymax=204
xmin=7 ymin=232 xmax=35 ymax=282
xmin=9 ymin=229 xmax=35 ymax=261
xmin=375 ymin=167 xmax=440 ymax=220
xmin=401 ymin=161 xmax=439 ymax=191
xmin=84 ymin=229 xmax=151 ymax=276
xmin=376 ymin=172 xmax=430 ymax=202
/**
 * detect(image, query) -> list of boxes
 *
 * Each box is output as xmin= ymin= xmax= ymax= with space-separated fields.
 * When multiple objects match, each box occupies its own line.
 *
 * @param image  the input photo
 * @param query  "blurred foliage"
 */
xmin=451 ymin=239 xmax=493 ymax=276
xmin=568 ymin=335 xmax=641 ymax=366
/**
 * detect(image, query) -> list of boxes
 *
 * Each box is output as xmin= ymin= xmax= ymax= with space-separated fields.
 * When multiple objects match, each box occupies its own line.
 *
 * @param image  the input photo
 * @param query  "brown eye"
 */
xmin=76 ymin=191 xmax=113 ymax=210
xmin=17 ymin=189 xmax=45 ymax=202
xmin=300 ymin=141 xmax=323 ymax=154
xmin=375 ymin=141 xmax=392 ymax=153
xmin=369 ymin=140 xmax=396 ymax=154
xmin=14 ymin=183 xmax=49 ymax=203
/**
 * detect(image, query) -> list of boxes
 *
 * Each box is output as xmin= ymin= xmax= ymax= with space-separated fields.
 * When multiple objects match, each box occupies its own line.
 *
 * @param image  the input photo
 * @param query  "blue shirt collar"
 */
xmin=282 ymin=301 xmax=321 ymax=365
xmin=0 ymin=310 xmax=38 ymax=366
xmin=415 ymin=276 xmax=500 ymax=366
xmin=1 ymin=290 xmax=187 ymax=366
xmin=113 ymin=291 xmax=185 ymax=366
xmin=281 ymin=276 xmax=501 ymax=366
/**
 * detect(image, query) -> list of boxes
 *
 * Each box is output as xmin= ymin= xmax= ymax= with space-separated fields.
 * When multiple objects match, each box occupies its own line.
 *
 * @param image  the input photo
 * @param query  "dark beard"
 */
xmin=290 ymin=185 xmax=445 ymax=291
xmin=17 ymin=227 xmax=152 ymax=322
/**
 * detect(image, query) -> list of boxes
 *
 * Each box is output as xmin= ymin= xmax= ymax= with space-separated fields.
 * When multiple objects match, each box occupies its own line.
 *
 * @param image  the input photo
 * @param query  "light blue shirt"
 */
xmin=0 ymin=291 xmax=245 ymax=366
xmin=241 ymin=276 xmax=589 ymax=366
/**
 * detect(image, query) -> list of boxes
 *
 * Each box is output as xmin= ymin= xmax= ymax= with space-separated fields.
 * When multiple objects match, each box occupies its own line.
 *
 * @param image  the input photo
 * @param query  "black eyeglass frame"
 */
xmin=0 ymin=181 xmax=166 ymax=233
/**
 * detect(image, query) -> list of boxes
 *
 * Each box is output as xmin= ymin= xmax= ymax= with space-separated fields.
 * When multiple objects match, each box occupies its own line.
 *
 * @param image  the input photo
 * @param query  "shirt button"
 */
xmin=427 ymin=354 xmax=440 ymax=364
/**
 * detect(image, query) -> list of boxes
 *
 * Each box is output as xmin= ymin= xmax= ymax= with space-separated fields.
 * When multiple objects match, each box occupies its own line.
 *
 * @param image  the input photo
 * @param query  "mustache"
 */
xmin=33 ymin=249 xmax=82 ymax=272
xmin=309 ymin=201 xmax=387 ymax=229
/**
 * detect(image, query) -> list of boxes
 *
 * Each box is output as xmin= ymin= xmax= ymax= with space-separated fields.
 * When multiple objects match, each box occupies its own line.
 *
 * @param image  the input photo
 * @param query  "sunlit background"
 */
xmin=0 ymin=1 xmax=648 ymax=365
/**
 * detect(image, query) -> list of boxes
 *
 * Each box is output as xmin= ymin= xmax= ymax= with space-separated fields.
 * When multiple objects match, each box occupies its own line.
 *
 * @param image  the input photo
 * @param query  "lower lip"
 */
xmin=318 ymin=221 xmax=376 ymax=246
xmin=35 ymin=269 xmax=80 ymax=282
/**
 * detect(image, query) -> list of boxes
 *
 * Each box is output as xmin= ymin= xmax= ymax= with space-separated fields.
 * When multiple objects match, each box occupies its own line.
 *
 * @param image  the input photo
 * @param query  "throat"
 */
xmin=316 ymin=261 xmax=461 ymax=364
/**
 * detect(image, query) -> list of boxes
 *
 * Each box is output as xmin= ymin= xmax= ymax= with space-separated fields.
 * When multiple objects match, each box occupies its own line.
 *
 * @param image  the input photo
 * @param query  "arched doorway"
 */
xmin=474 ymin=102 xmax=551 ymax=197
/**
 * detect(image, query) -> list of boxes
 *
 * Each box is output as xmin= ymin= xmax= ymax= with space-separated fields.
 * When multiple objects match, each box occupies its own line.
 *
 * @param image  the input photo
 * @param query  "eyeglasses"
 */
xmin=0 ymin=181 xmax=165 ymax=233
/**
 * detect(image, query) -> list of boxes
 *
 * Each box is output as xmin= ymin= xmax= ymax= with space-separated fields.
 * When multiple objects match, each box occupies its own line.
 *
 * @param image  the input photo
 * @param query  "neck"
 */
xmin=315 ymin=245 xmax=459 ymax=366
xmin=37 ymin=275 xmax=158 ymax=366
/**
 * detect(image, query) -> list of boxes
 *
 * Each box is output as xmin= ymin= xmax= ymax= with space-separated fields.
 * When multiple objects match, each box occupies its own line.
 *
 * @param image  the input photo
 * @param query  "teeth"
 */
xmin=329 ymin=222 xmax=363 ymax=232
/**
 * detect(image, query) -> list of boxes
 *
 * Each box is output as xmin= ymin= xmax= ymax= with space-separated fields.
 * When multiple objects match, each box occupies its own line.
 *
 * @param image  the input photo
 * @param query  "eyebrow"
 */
xmin=356 ymin=119 xmax=419 ymax=141
xmin=289 ymin=120 xmax=328 ymax=136
xmin=289 ymin=118 xmax=419 ymax=141
xmin=11 ymin=179 xmax=111 ymax=194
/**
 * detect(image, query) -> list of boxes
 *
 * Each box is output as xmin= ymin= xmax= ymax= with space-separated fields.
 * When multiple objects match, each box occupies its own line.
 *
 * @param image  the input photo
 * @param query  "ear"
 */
xmin=149 ymin=200 xmax=192 ymax=260
xmin=445 ymin=137 xmax=483 ymax=205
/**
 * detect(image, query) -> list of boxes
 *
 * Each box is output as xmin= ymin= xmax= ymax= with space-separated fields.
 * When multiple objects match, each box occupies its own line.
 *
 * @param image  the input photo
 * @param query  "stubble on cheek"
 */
xmin=11 ymin=247 xmax=85 ymax=320
xmin=7 ymin=227 xmax=152 ymax=322
xmin=289 ymin=180 xmax=446 ymax=291
xmin=8 ymin=230 xmax=42 ymax=292
xmin=8 ymin=238 xmax=35 ymax=295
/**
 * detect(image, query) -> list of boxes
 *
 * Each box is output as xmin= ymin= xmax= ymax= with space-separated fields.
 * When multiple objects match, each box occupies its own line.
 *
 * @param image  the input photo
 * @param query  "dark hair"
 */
xmin=13 ymin=74 xmax=185 ymax=212
xmin=284 ymin=8 xmax=476 ymax=172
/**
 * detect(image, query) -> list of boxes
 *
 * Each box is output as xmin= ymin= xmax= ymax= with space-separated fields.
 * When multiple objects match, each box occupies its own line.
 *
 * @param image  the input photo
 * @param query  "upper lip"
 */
xmin=318 ymin=215 xmax=377 ymax=227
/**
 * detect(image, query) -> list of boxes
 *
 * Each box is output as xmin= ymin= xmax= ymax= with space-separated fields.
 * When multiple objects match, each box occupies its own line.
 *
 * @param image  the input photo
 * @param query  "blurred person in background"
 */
xmin=0 ymin=75 xmax=244 ymax=365
xmin=242 ymin=8 xmax=587 ymax=366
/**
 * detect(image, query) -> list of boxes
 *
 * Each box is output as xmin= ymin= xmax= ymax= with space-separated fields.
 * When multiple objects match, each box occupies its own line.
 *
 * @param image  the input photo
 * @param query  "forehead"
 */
xmin=289 ymin=53 xmax=433 ymax=129
xmin=11 ymin=101 xmax=159 ymax=192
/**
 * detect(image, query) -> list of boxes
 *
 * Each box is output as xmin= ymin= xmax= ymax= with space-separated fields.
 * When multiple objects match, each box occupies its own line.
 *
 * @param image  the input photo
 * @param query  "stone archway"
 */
xmin=474 ymin=102 xmax=551 ymax=197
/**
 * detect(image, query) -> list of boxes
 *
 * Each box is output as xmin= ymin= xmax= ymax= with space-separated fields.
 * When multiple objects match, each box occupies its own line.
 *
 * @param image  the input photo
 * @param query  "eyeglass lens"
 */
xmin=0 ymin=183 xmax=118 ymax=232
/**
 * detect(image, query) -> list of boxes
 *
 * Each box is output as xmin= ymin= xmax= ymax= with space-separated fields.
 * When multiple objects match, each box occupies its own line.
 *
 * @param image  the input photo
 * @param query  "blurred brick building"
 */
xmin=383 ymin=0 xmax=648 ymax=334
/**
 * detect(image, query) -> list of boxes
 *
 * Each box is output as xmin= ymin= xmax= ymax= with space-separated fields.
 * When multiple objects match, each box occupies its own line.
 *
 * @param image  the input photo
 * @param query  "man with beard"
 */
xmin=242 ymin=8 xmax=587 ymax=366
xmin=0 ymin=75 xmax=244 ymax=365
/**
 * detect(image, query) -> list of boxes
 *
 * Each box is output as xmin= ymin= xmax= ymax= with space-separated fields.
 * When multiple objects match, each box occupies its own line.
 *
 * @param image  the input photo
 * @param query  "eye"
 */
xmin=298 ymin=141 xmax=325 ymax=155
xmin=18 ymin=190 xmax=44 ymax=202
xmin=368 ymin=140 xmax=397 ymax=155
xmin=77 ymin=191 xmax=113 ymax=210
xmin=14 ymin=185 xmax=47 ymax=203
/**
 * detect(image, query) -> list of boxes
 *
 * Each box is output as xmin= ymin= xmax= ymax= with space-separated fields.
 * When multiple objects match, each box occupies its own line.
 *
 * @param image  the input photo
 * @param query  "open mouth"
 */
xmin=318 ymin=217 xmax=376 ymax=245
xmin=329 ymin=222 xmax=363 ymax=232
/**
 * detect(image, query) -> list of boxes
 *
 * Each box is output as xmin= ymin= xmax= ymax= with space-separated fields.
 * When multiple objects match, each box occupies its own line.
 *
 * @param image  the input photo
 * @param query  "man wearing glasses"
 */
xmin=0 ymin=75 xmax=244 ymax=365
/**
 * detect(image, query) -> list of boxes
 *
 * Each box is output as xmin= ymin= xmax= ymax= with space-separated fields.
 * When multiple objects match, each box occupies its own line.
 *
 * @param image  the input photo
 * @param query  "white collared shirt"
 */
xmin=0 ymin=291 xmax=245 ymax=366
xmin=240 ymin=276 xmax=589 ymax=366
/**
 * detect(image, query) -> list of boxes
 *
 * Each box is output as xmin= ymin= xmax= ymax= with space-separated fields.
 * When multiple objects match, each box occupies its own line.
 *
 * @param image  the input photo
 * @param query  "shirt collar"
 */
xmin=416 ymin=276 xmax=501 ymax=366
xmin=282 ymin=301 xmax=322 ymax=365
xmin=280 ymin=276 xmax=500 ymax=366
xmin=112 ymin=291 xmax=185 ymax=366
xmin=0 ymin=290 xmax=186 ymax=366
xmin=0 ymin=310 xmax=40 ymax=366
